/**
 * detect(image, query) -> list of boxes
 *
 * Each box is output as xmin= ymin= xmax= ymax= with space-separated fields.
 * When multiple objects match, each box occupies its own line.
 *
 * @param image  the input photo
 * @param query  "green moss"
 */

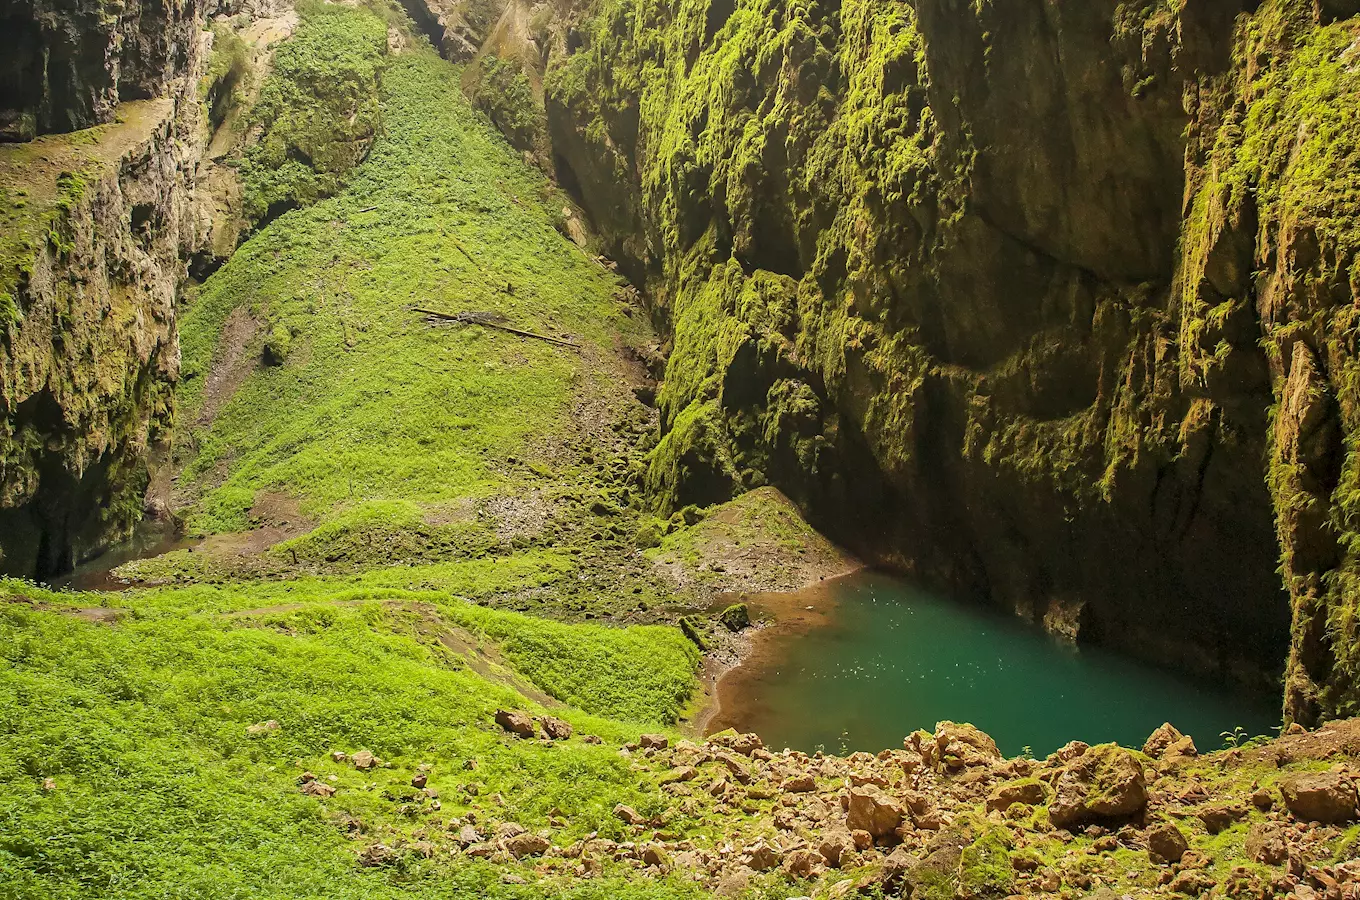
xmin=238 ymin=1 xmax=389 ymax=222
xmin=959 ymin=824 xmax=1016 ymax=898
xmin=469 ymin=54 xmax=546 ymax=153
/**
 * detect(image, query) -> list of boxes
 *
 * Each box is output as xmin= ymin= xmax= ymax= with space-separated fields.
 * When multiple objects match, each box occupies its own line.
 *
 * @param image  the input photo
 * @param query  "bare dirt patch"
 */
xmin=198 ymin=306 xmax=263 ymax=425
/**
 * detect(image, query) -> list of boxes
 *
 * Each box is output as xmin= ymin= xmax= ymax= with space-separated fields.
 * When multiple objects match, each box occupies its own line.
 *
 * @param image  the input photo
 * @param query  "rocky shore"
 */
xmin=368 ymin=714 xmax=1360 ymax=898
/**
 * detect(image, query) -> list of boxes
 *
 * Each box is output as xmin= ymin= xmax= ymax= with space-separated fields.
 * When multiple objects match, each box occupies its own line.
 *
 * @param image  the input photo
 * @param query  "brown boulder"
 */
xmin=300 ymin=780 xmax=336 ymax=798
xmin=742 ymin=841 xmax=782 ymax=871
xmin=660 ymin=766 xmax=697 ymax=785
xmin=1143 ymin=722 xmax=1198 ymax=765
xmin=1146 ymin=822 xmax=1188 ymax=863
xmin=783 ymin=847 xmax=822 ymax=878
xmin=358 ymin=843 xmax=397 ymax=867
xmin=504 ymin=832 xmax=550 ymax=858
xmin=986 ymin=778 xmax=1047 ymax=812
xmin=613 ymin=803 xmax=646 ymax=826
xmin=495 ymin=709 xmax=536 ymax=738
xmin=351 ymin=749 xmax=378 ymax=770
xmin=819 ymin=829 xmax=855 ymax=867
xmin=641 ymin=842 xmax=670 ymax=868
xmin=638 ymin=733 xmax=669 ymax=750
xmin=846 ymin=786 xmax=905 ymax=837
xmin=1196 ymin=803 xmax=1247 ymax=834
xmin=933 ymin=721 xmax=1001 ymax=770
xmin=540 ymin=716 xmax=572 ymax=740
xmin=1047 ymin=744 xmax=1147 ymax=828
xmin=1280 ymin=771 xmax=1358 ymax=824
xmin=783 ymin=774 xmax=816 ymax=793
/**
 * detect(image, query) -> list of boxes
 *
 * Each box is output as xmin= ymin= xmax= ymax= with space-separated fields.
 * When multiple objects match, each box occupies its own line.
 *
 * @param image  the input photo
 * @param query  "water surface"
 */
xmin=709 ymin=571 xmax=1280 ymax=757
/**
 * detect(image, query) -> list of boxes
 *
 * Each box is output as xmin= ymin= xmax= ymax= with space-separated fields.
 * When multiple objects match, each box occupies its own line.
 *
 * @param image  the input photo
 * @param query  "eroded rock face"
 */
xmin=0 ymin=88 xmax=206 ymax=576
xmin=0 ymin=0 xmax=205 ymax=140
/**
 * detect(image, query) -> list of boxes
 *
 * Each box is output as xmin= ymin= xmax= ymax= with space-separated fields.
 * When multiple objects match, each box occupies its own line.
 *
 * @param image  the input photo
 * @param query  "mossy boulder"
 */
xmin=1048 ymin=743 xmax=1148 ymax=828
xmin=718 ymin=603 xmax=750 ymax=632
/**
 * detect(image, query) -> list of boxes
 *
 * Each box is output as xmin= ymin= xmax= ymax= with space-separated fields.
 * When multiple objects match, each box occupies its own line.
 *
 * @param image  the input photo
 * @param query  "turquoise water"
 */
xmin=720 ymin=571 xmax=1281 ymax=757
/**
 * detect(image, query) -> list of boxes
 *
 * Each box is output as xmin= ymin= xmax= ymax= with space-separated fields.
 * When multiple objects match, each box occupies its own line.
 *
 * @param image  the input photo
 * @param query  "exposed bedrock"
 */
xmin=525 ymin=0 xmax=1360 ymax=717
xmin=0 ymin=0 xmax=207 ymax=141
xmin=0 ymin=72 xmax=207 ymax=578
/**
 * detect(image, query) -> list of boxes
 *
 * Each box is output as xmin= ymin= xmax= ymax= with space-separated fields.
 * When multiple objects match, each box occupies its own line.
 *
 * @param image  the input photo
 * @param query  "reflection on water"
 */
xmin=48 ymin=519 xmax=195 ymax=592
xmin=709 ymin=571 xmax=1280 ymax=757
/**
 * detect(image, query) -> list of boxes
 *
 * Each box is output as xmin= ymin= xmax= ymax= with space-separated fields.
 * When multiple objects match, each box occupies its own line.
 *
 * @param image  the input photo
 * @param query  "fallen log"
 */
xmin=412 ymin=307 xmax=580 ymax=349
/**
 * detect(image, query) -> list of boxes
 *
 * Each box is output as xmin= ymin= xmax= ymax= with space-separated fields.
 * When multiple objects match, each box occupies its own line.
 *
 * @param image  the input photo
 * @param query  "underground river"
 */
xmin=706 ymin=570 xmax=1280 ymax=757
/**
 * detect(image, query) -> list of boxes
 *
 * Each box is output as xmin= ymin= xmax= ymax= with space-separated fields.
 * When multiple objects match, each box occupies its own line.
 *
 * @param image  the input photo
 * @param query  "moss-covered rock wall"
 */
xmin=0 ymin=93 xmax=203 ymax=576
xmin=529 ymin=0 xmax=1360 ymax=719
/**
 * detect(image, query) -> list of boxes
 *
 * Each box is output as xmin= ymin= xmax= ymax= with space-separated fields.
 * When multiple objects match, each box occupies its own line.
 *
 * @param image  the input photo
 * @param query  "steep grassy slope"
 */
xmin=142 ymin=2 xmax=680 ymax=621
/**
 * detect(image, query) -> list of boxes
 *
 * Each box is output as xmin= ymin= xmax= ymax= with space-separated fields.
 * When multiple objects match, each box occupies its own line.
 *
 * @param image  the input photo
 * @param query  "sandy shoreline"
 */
xmin=688 ymin=564 xmax=864 ymax=738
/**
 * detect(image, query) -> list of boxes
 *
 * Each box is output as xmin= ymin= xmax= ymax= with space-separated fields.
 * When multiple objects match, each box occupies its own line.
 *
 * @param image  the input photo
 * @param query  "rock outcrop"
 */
xmin=0 ymin=85 xmax=206 ymax=576
xmin=0 ymin=0 xmax=206 ymax=140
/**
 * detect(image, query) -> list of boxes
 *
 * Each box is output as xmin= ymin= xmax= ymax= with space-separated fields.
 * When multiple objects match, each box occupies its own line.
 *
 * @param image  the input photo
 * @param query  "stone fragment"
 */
xmin=742 ymin=840 xmax=781 ymax=871
xmin=638 ymin=733 xmax=668 ymax=750
xmin=1245 ymin=823 xmax=1289 ymax=865
xmin=456 ymin=824 xmax=482 ymax=846
xmin=784 ymin=847 xmax=822 ymax=878
xmin=351 ymin=750 xmax=378 ymax=770
xmin=985 ymin=778 xmax=1047 ymax=812
xmin=660 ymin=766 xmax=697 ymax=785
xmin=1146 ymin=823 xmax=1189 ymax=863
xmin=504 ymin=832 xmax=550 ymax=858
xmin=540 ymin=715 xmax=572 ymax=740
xmin=1197 ymin=803 xmax=1247 ymax=833
xmin=641 ymin=842 xmax=669 ymax=868
xmin=301 ymin=780 xmax=336 ymax=798
xmin=358 ymin=843 xmax=397 ymax=867
xmin=846 ymin=786 xmax=905 ymax=837
xmin=1280 ymin=771 xmax=1358 ymax=823
xmin=1143 ymin=722 xmax=1199 ymax=763
xmin=411 ymin=772 xmax=427 ymax=789
xmin=1047 ymin=744 xmax=1147 ymax=828
xmin=819 ymin=829 xmax=855 ymax=867
xmin=719 ymin=603 xmax=751 ymax=632
xmin=246 ymin=720 xmax=279 ymax=735
xmin=783 ymin=774 xmax=816 ymax=793
xmin=613 ymin=803 xmax=646 ymax=826
xmin=495 ymin=709 xmax=536 ymax=738
xmin=933 ymin=721 xmax=1001 ymax=769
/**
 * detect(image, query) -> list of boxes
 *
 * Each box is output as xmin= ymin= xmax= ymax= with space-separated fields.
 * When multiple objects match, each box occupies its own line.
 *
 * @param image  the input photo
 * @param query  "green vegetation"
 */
xmin=239 ymin=2 xmax=389 ymax=221
xmin=0 ymin=578 xmax=702 ymax=899
xmin=202 ymin=25 xmax=253 ymax=129
xmin=469 ymin=55 xmax=545 ymax=153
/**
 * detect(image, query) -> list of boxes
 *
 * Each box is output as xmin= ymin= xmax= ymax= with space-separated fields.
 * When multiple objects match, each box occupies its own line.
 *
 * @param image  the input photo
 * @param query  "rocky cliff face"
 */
xmin=509 ymin=0 xmax=1360 ymax=720
xmin=0 ymin=0 xmax=207 ymax=141
xmin=0 ymin=90 xmax=205 ymax=577
xmin=0 ymin=3 xmax=220 ymax=577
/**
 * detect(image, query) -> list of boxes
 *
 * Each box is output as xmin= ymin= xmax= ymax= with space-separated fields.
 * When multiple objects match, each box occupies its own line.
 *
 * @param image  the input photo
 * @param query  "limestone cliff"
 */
xmin=0 ymin=90 xmax=204 ymax=576
xmin=500 ymin=0 xmax=1360 ymax=720
xmin=0 ymin=0 xmax=206 ymax=140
